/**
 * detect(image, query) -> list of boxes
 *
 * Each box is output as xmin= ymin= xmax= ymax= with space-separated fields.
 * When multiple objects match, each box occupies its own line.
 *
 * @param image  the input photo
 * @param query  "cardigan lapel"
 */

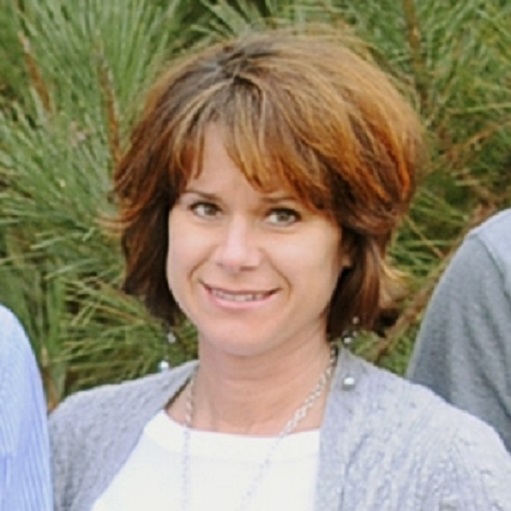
xmin=314 ymin=349 xmax=363 ymax=511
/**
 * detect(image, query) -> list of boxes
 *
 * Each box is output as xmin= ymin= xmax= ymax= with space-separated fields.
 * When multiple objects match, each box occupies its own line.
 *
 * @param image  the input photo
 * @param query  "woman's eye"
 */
xmin=191 ymin=202 xmax=220 ymax=218
xmin=267 ymin=208 xmax=300 ymax=226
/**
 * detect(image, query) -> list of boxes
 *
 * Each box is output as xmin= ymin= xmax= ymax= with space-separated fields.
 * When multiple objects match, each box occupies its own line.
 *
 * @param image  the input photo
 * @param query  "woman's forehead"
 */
xmin=186 ymin=125 xmax=297 ymax=191
xmin=185 ymin=165 xmax=301 ymax=201
xmin=176 ymin=121 xmax=331 ymax=213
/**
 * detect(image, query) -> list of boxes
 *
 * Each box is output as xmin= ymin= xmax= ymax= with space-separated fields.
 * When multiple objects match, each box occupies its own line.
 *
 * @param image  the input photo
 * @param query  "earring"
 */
xmin=157 ymin=330 xmax=177 ymax=372
xmin=341 ymin=317 xmax=359 ymax=390
xmin=341 ymin=316 xmax=359 ymax=347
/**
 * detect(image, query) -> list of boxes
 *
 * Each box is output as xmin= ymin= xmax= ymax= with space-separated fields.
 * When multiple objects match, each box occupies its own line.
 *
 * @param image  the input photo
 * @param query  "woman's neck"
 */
xmin=169 ymin=338 xmax=334 ymax=436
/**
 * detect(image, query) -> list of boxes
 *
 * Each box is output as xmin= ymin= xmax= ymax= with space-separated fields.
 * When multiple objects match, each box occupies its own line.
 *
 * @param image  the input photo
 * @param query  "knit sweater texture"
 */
xmin=50 ymin=348 xmax=511 ymax=511
xmin=408 ymin=209 xmax=511 ymax=452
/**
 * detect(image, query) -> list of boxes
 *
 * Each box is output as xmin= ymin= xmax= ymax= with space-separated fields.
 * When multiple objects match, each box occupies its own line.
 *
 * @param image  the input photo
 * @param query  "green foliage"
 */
xmin=0 ymin=0 xmax=26 ymax=104
xmin=0 ymin=0 xmax=198 ymax=404
xmin=1 ymin=0 xmax=510 ymax=404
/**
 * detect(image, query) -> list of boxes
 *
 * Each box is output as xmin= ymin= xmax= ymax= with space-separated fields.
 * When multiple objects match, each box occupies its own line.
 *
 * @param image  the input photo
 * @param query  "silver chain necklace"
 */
xmin=181 ymin=346 xmax=337 ymax=511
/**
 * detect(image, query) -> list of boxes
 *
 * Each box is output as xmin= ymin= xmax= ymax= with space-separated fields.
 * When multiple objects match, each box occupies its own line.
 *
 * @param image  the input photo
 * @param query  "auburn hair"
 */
xmin=113 ymin=28 xmax=424 ymax=338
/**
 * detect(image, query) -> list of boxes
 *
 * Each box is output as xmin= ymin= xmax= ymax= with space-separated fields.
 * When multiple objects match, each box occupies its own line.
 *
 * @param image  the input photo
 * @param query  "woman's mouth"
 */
xmin=210 ymin=288 xmax=273 ymax=302
xmin=204 ymin=284 xmax=276 ymax=304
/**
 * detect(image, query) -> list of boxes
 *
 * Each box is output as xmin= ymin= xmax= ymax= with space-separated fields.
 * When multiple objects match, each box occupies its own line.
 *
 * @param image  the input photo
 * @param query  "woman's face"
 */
xmin=166 ymin=126 xmax=350 ymax=360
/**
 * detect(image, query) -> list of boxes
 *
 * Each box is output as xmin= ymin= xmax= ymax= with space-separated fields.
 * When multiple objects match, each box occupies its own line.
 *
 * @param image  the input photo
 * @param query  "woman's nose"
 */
xmin=212 ymin=218 xmax=262 ymax=272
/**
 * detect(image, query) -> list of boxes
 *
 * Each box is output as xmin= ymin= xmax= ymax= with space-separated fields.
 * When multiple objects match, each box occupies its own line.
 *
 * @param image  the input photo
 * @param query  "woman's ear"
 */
xmin=338 ymin=230 xmax=355 ymax=272
xmin=340 ymin=251 xmax=353 ymax=271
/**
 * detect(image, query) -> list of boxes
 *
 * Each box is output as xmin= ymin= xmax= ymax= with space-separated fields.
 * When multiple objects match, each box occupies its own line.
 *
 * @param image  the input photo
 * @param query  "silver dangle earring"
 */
xmin=157 ymin=330 xmax=177 ymax=372
xmin=341 ymin=317 xmax=359 ymax=390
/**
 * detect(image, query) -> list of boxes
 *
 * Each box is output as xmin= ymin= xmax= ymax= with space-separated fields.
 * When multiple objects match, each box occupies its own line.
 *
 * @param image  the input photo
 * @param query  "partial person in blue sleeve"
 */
xmin=0 ymin=305 xmax=52 ymax=511
xmin=408 ymin=209 xmax=511 ymax=452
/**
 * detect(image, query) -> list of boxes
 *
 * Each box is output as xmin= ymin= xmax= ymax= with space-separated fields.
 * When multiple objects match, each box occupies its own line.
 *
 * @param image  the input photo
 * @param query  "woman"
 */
xmin=50 ymin=29 xmax=511 ymax=511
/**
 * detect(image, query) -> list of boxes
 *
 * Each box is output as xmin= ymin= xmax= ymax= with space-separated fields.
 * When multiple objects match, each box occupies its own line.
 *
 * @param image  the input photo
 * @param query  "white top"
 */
xmin=92 ymin=410 xmax=320 ymax=511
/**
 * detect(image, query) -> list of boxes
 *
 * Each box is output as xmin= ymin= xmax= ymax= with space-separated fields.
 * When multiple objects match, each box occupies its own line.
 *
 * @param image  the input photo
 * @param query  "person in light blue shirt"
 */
xmin=0 ymin=305 xmax=52 ymax=511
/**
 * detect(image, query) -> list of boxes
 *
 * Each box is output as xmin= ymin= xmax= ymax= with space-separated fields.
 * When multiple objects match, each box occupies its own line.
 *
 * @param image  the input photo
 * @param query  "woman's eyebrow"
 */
xmin=183 ymin=188 xmax=297 ymax=204
xmin=261 ymin=194 xmax=297 ymax=204
xmin=181 ymin=189 xmax=217 ymax=200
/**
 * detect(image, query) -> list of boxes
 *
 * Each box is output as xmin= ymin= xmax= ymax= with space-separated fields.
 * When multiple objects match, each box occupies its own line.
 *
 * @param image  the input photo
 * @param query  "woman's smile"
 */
xmin=204 ymin=283 xmax=277 ymax=305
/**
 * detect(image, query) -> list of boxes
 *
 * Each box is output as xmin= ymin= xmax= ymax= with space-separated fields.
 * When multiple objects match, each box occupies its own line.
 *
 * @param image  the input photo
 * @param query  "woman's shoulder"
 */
xmin=50 ymin=360 xmax=195 ymax=431
xmin=334 ymin=354 xmax=511 ymax=504
xmin=355 ymin=355 xmax=511 ymax=471
xmin=49 ymin=360 xmax=196 ymax=463
xmin=50 ymin=361 xmax=197 ymax=510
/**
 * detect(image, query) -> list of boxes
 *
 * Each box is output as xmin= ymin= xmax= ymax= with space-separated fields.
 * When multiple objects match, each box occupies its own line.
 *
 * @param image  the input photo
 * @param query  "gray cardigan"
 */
xmin=50 ymin=349 xmax=511 ymax=511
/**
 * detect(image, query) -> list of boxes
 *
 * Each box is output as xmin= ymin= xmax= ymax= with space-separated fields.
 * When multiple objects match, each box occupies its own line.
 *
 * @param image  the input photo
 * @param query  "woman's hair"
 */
xmin=113 ymin=28 xmax=424 ymax=338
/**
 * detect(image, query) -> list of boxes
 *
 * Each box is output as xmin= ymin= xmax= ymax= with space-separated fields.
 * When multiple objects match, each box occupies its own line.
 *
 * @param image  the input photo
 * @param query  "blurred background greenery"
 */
xmin=1 ymin=0 xmax=510 ymax=409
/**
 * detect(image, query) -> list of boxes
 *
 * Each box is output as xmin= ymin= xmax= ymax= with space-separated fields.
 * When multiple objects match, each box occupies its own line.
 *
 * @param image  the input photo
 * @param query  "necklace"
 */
xmin=181 ymin=346 xmax=337 ymax=511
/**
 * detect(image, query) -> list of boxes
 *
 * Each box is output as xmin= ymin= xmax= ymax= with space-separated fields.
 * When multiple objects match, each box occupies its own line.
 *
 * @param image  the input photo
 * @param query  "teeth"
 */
xmin=211 ymin=288 xmax=268 ymax=302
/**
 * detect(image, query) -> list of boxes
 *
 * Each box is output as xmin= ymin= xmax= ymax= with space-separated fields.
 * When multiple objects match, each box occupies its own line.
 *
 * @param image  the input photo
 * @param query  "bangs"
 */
xmin=169 ymin=78 xmax=335 ymax=213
